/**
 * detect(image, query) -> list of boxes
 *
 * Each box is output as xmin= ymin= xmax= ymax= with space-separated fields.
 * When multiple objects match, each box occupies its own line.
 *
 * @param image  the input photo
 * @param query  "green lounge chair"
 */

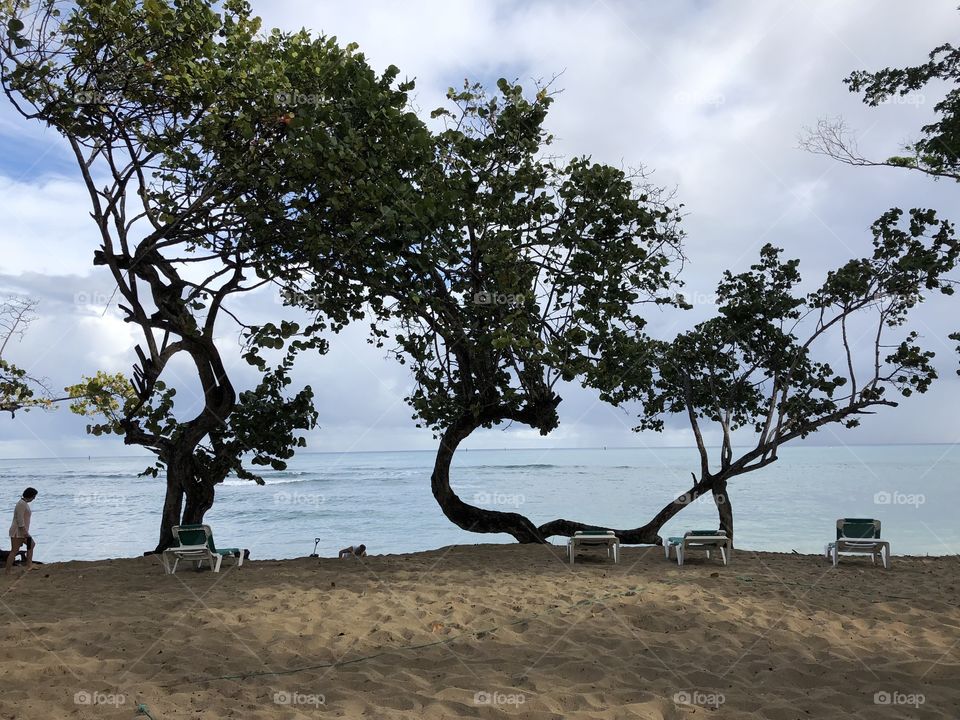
xmin=665 ymin=530 xmax=730 ymax=566
xmin=161 ymin=524 xmax=246 ymax=574
xmin=568 ymin=529 xmax=620 ymax=564
xmin=825 ymin=518 xmax=890 ymax=569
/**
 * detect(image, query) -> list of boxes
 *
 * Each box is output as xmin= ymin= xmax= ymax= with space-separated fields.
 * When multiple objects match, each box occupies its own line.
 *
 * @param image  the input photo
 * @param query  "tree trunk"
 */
xmin=153 ymin=465 xmax=184 ymax=554
xmin=182 ymin=479 xmax=216 ymax=525
xmin=537 ymin=476 xmax=716 ymax=544
xmin=431 ymin=417 xmax=546 ymax=543
xmin=712 ymin=478 xmax=733 ymax=546
xmin=151 ymin=449 xmax=217 ymax=552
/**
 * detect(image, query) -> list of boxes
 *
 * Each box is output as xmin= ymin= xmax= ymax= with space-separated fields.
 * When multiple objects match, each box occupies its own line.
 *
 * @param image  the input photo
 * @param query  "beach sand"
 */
xmin=0 ymin=544 xmax=958 ymax=719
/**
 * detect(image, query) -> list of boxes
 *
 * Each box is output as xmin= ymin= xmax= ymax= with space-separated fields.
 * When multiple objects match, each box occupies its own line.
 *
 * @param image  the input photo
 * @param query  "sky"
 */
xmin=1 ymin=0 xmax=959 ymax=459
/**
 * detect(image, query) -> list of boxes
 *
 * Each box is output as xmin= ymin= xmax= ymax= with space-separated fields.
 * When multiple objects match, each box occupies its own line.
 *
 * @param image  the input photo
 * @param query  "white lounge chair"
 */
xmin=568 ymin=530 xmax=620 ymax=564
xmin=161 ymin=524 xmax=246 ymax=574
xmin=665 ymin=530 xmax=730 ymax=566
xmin=825 ymin=518 xmax=890 ymax=569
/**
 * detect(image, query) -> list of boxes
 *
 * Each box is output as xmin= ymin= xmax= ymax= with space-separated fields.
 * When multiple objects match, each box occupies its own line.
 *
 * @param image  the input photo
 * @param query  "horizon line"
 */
xmin=0 ymin=441 xmax=957 ymax=462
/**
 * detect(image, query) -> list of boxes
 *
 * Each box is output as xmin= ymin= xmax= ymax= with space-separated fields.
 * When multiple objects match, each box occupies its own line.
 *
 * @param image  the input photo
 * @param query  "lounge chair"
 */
xmin=825 ymin=518 xmax=890 ymax=569
xmin=568 ymin=530 xmax=620 ymax=564
xmin=665 ymin=530 xmax=730 ymax=566
xmin=161 ymin=524 xmax=246 ymax=574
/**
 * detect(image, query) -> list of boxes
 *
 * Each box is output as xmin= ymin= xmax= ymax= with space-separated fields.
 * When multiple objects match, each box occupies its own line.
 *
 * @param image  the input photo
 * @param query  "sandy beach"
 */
xmin=0 ymin=544 xmax=958 ymax=719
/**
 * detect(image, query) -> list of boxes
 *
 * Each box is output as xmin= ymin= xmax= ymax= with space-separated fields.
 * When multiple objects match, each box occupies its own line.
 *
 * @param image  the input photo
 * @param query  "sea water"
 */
xmin=0 ymin=445 xmax=956 ymax=561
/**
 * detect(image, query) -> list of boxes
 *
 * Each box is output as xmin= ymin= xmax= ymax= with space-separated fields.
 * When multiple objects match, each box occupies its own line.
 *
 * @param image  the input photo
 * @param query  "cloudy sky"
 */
xmin=1 ymin=0 xmax=959 ymax=459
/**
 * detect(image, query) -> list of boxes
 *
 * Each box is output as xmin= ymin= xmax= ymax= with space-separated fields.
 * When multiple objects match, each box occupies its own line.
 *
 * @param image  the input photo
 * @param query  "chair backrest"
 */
xmin=686 ymin=529 xmax=727 ymax=537
xmin=173 ymin=524 xmax=215 ymax=551
xmin=837 ymin=518 xmax=880 ymax=539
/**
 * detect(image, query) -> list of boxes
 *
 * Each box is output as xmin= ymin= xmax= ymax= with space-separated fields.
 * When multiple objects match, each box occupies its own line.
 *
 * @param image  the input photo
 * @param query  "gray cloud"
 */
xmin=1 ymin=0 xmax=959 ymax=458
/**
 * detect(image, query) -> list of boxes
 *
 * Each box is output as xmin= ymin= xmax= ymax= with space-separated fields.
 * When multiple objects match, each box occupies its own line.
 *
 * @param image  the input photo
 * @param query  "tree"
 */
xmin=0 ymin=295 xmax=50 ymax=415
xmin=801 ymin=38 xmax=960 ymax=181
xmin=576 ymin=213 xmax=956 ymax=543
xmin=802 ymin=30 xmax=960 ymax=376
xmin=2 ymin=0 xmax=427 ymax=550
xmin=274 ymin=79 xmax=685 ymax=542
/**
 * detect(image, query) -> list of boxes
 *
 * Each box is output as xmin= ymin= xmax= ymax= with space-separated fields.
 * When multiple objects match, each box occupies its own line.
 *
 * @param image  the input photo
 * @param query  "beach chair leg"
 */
xmin=569 ymin=542 xmax=575 ymax=565
xmin=883 ymin=545 xmax=891 ymax=570
xmin=720 ymin=546 xmax=727 ymax=566
xmin=664 ymin=543 xmax=670 ymax=560
xmin=677 ymin=546 xmax=684 ymax=567
xmin=237 ymin=550 xmax=245 ymax=568
xmin=706 ymin=549 xmax=711 ymax=560
xmin=832 ymin=546 xmax=838 ymax=567
xmin=213 ymin=554 xmax=223 ymax=573
xmin=171 ymin=557 xmax=180 ymax=575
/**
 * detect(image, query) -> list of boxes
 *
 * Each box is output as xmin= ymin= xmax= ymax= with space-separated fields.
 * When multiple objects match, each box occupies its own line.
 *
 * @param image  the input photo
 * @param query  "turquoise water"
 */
xmin=0 ymin=445 xmax=957 ymax=561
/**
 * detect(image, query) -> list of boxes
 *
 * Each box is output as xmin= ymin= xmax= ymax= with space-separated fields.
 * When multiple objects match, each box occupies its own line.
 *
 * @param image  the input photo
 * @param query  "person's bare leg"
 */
xmin=24 ymin=539 xmax=34 ymax=570
xmin=4 ymin=539 xmax=22 ymax=575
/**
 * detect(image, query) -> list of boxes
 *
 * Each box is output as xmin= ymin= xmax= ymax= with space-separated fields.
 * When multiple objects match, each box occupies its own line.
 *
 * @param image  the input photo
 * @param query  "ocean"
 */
xmin=0 ymin=445 xmax=957 ymax=562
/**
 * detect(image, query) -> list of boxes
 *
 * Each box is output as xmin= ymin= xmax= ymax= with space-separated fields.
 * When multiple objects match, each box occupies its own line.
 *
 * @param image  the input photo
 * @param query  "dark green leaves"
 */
xmin=845 ymin=41 xmax=960 ymax=181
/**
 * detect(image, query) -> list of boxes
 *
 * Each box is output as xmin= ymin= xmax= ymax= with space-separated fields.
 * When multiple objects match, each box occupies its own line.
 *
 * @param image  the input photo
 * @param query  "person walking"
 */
xmin=5 ymin=487 xmax=37 ymax=575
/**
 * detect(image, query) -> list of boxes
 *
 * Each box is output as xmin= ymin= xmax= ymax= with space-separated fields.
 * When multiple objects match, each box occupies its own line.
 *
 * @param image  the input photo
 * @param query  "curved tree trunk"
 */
xmin=151 ymin=342 xmax=234 ymax=550
xmin=431 ymin=416 xmax=546 ymax=543
xmin=537 ymin=476 xmax=717 ymax=544
xmin=182 ymin=477 xmax=216 ymax=525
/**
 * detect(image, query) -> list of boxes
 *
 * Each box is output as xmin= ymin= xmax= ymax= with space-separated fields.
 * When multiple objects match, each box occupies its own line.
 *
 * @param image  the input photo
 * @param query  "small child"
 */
xmin=338 ymin=543 xmax=367 ymax=559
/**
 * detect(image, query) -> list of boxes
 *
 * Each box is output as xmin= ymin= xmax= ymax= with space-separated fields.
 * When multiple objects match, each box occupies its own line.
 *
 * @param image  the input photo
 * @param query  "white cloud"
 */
xmin=0 ymin=175 xmax=101 ymax=276
xmin=1 ymin=0 xmax=959 ymax=457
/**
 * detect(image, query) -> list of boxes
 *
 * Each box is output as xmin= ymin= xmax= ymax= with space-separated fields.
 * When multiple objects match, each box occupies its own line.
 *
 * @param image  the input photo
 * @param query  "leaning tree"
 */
xmin=541 ymin=30 xmax=960 ymax=545
xmin=271 ymin=79 xmax=686 ymax=542
xmin=278 ymin=79 xmax=957 ymax=546
xmin=2 ymin=0 xmax=428 ymax=550
xmin=575 ymin=213 xmax=957 ymax=544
